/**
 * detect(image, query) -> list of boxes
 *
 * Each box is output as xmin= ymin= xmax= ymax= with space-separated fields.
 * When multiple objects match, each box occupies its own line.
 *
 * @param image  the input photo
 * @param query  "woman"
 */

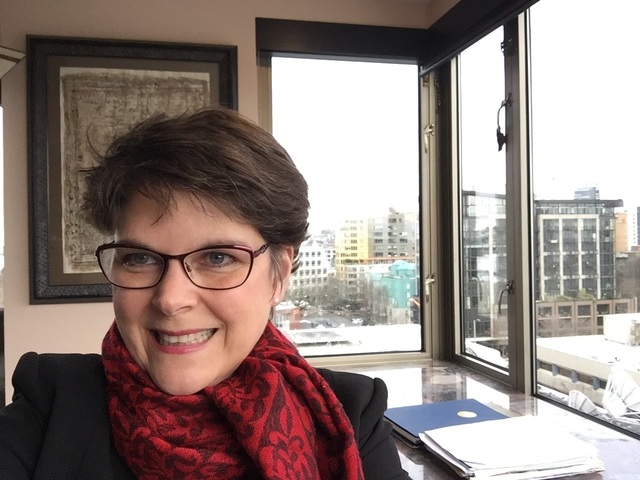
xmin=0 ymin=108 xmax=408 ymax=479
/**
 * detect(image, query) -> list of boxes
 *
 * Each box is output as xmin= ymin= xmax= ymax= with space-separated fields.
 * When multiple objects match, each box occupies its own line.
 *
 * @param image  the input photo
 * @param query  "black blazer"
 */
xmin=0 ymin=353 xmax=407 ymax=480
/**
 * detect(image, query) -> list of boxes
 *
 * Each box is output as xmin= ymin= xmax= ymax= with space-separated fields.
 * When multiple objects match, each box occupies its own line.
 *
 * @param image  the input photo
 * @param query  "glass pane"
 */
xmin=271 ymin=57 xmax=421 ymax=356
xmin=531 ymin=0 xmax=640 ymax=435
xmin=458 ymin=28 xmax=509 ymax=369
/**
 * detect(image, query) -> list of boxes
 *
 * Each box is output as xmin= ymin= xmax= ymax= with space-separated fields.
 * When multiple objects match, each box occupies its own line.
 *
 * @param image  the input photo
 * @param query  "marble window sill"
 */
xmin=343 ymin=360 xmax=640 ymax=480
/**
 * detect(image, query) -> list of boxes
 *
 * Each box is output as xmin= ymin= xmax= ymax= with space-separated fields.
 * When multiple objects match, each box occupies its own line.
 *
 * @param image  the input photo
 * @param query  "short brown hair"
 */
xmin=83 ymin=108 xmax=309 ymax=276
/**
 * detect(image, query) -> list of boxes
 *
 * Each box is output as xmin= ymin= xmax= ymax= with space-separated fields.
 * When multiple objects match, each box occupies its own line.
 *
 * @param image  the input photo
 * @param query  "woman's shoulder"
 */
xmin=316 ymin=368 xmax=389 ymax=430
xmin=12 ymin=352 xmax=105 ymax=403
xmin=16 ymin=351 xmax=103 ymax=369
xmin=14 ymin=351 xmax=104 ymax=378
xmin=3 ymin=353 xmax=124 ymax=479
xmin=317 ymin=368 xmax=387 ymax=401
xmin=316 ymin=369 xmax=408 ymax=480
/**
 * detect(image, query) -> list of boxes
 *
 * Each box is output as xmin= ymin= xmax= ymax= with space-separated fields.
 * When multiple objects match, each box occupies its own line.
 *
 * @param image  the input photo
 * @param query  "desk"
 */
xmin=342 ymin=360 xmax=640 ymax=480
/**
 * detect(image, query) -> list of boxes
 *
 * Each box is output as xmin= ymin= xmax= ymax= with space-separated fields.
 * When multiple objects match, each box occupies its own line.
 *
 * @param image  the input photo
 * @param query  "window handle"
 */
xmin=498 ymin=280 xmax=513 ymax=315
xmin=424 ymin=272 xmax=436 ymax=302
xmin=496 ymin=95 xmax=511 ymax=151
xmin=424 ymin=272 xmax=436 ymax=288
xmin=423 ymin=123 xmax=435 ymax=154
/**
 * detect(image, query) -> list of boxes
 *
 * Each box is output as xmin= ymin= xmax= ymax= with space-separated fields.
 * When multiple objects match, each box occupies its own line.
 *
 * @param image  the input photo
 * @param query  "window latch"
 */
xmin=424 ymin=272 xmax=436 ymax=302
xmin=497 ymin=280 xmax=513 ymax=315
xmin=423 ymin=123 xmax=435 ymax=154
xmin=496 ymin=95 xmax=512 ymax=151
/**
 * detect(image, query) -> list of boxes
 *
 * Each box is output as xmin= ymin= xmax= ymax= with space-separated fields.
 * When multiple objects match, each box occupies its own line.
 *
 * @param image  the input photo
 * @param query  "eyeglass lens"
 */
xmin=97 ymin=246 xmax=255 ymax=290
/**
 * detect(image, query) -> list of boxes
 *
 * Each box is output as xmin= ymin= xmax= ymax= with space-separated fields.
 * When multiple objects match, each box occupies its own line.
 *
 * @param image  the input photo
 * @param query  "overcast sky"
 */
xmin=271 ymin=0 xmax=640 ymax=239
xmin=528 ymin=0 xmax=640 ymax=210
xmin=458 ymin=0 xmax=640 ymax=214
xmin=271 ymin=57 xmax=419 ymax=233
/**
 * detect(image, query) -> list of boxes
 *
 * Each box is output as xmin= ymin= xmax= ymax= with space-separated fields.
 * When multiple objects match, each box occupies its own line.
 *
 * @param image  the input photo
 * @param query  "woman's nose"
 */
xmin=152 ymin=259 xmax=198 ymax=315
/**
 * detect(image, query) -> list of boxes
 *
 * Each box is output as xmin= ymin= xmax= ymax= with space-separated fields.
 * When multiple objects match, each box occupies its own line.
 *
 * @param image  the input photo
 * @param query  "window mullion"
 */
xmin=503 ymin=15 xmax=533 ymax=393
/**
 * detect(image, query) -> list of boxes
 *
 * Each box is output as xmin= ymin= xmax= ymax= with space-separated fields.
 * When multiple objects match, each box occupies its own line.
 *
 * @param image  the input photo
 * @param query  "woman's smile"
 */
xmin=153 ymin=328 xmax=217 ymax=347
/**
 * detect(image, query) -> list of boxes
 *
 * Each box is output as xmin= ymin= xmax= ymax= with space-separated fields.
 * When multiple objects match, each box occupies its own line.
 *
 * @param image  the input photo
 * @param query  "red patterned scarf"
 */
xmin=102 ymin=321 xmax=364 ymax=480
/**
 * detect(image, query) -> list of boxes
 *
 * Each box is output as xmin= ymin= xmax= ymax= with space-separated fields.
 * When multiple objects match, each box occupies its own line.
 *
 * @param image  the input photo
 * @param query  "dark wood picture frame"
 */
xmin=27 ymin=35 xmax=238 ymax=303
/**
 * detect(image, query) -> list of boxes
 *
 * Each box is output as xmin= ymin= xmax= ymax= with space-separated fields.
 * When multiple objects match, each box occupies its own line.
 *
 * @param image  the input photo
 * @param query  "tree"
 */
xmin=361 ymin=279 xmax=390 ymax=325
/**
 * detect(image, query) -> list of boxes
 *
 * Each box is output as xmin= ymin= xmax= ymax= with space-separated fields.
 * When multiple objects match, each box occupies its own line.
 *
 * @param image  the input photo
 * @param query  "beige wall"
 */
xmin=0 ymin=0 xmax=456 ymax=401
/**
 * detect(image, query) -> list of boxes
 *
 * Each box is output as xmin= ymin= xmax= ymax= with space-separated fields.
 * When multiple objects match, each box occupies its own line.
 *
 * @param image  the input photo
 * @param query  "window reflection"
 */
xmin=458 ymin=27 xmax=509 ymax=369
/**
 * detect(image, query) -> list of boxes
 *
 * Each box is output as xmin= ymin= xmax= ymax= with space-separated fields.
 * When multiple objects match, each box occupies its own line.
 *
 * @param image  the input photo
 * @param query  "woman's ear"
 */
xmin=273 ymin=245 xmax=294 ymax=304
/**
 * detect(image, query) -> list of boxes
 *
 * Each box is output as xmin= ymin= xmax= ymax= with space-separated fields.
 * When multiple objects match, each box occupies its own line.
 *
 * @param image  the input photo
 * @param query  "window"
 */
xmin=257 ymin=19 xmax=430 ymax=358
xmin=267 ymin=57 xmax=421 ymax=356
xmin=530 ymin=0 xmax=640 ymax=437
xmin=436 ymin=0 xmax=640 ymax=437
xmin=457 ymin=27 xmax=508 ymax=370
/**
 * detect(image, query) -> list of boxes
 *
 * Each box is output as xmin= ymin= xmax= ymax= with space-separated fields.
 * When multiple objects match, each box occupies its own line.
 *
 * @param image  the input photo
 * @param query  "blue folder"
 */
xmin=384 ymin=398 xmax=508 ymax=446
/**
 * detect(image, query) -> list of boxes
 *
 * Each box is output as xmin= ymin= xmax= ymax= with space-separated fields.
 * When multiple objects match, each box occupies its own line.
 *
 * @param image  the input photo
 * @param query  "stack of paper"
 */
xmin=418 ymin=414 xmax=604 ymax=479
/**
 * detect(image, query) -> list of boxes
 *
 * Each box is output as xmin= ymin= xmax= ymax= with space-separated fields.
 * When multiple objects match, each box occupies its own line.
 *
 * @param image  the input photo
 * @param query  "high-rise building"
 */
xmin=333 ymin=209 xmax=419 ymax=313
xmin=288 ymin=239 xmax=332 ymax=304
xmin=371 ymin=209 xmax=418 ymax=261
xmin=461 ymin=191 xmax=507 ymax=338
xmin=635 ymin=206 xmax=640 ymax=247
xmin=462 ymin=191 xmax=623 ymax=338
xmin=615 ymin=211 xmax=629 ymax=253
xmin=534 ymin=198 xmax=621 ymax=301
xmin=335 ymin=209 xmax=418 ymax=281
xmin=574 ymin=186 xmax=600 ymax=200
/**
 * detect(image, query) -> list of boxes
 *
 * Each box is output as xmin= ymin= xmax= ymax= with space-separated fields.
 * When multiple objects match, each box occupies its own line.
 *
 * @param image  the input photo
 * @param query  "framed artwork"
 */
xmin=27 ymin=35 xmax=238 ymax=303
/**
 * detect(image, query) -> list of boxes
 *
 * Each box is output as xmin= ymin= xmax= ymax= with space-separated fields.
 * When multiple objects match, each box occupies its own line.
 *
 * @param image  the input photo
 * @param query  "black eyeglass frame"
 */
xmin=95 ymin=242 xmax=271 ymax=290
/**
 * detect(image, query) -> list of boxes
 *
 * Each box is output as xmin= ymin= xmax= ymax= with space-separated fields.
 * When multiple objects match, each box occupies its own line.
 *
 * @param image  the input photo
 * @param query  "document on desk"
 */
xmin=418 ymin=414 xmax=604 ymax=479
xmin=384 ymin=398 xmax=508 ymax=446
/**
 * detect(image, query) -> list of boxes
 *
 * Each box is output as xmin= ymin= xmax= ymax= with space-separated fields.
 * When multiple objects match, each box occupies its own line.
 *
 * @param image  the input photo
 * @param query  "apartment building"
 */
xmin=463 ymin=190 xmax=629 ymax=339
xmin=288 ymin=239 xmax=333 ymax=304
xmin=534 ymin=198 xmax=621 ymax=301
xmin=615 ymin=211 xmax=629 ymax=253
xmin=335 ymin=210 xmax=418 ymax=298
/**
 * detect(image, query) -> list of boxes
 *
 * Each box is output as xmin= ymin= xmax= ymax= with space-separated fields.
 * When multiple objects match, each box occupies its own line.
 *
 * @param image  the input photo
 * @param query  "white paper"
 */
xmin=419 ymin=415 xmax=604 ymax=479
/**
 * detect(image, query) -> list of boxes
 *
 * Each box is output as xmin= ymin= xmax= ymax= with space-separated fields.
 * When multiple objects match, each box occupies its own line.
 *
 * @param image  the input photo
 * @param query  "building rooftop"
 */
xmin=537 ymin=335 xmax=640 ymax=384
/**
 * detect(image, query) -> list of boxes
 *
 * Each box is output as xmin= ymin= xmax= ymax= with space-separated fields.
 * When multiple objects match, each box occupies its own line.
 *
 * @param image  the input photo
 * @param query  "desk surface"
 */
xmin=342 ymin=360 xmax=640 ymax=480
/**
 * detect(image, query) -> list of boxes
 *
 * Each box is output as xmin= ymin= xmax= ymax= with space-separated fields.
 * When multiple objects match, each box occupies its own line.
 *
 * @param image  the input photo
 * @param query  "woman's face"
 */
xmin=112 ymin=191 xmax=293 ymax=395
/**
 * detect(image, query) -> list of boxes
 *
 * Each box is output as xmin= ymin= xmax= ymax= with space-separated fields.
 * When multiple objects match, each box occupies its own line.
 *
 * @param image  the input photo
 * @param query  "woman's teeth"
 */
xmin=156 ymin=329 xmax=216 ymax=346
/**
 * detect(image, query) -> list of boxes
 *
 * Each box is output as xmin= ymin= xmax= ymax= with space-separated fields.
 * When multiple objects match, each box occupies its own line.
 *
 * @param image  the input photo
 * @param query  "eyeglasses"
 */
xmin=95 ymin=242 xmax=270 ymax=290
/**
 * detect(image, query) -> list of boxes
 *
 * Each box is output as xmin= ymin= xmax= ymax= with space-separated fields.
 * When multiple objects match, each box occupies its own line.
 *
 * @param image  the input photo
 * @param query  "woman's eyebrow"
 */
xmin=199 ymin=240 xmax=257 ymax=249
xmin=111 ymin=239 xmax=154 ymax=250
xmin=111 ymin=238 xmax=256 ymax=251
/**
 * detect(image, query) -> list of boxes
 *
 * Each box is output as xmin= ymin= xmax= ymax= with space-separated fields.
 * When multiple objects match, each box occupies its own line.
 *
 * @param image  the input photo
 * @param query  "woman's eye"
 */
xmin=206 ymin=251 xmax=233 ymax=266
xmin=123 ymin=252 xmax=156 ymax=267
